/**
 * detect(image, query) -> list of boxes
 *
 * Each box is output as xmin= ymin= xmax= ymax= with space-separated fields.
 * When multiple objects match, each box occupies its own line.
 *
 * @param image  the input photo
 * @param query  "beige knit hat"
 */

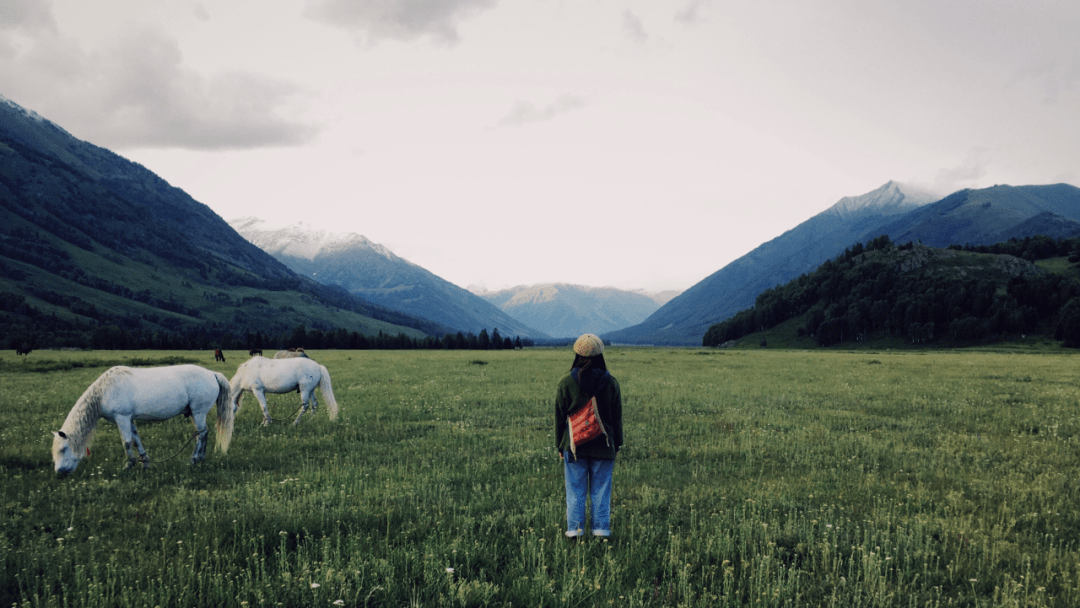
xmin=573 ymin=333 xmax=604 ymax=357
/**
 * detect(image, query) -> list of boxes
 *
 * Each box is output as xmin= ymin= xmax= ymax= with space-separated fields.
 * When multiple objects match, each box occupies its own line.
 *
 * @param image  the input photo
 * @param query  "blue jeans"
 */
xmin=563 ymin=451 xmax=614 ymax=537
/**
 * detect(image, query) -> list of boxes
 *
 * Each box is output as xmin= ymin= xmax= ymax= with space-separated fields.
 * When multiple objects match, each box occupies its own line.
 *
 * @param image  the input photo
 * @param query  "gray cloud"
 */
xmin=0 ymin=0 xmax=57 ymax=32
xmin=932 ymin=148 xmax=991 ymax=194
xmin=303 ymin=0 xmax=498 ymax=46
xmin=622 ymin=11 xmax=648 ymax=45
xmin=674 ymin=1 xmax=706 ymax=25
xmin=192 ymin=2 xmax=211 ymax=22
xmin=1012 ymin=60 xmax=1080 ymax=105
xmin=0 ymin=14 xmax=318 ymax=150
xmin=497 ymin=96 xmax=586 ymax=128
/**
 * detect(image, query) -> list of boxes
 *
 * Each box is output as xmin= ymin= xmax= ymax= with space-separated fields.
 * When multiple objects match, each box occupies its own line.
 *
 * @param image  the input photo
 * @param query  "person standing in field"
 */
xmin=555 ymin=333 xmax=623 ymax=539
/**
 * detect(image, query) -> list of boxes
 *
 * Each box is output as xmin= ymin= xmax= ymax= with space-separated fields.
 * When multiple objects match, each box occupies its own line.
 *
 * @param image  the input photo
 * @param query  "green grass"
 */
xmin=2 ymin=347 xmax=1080 ymax=606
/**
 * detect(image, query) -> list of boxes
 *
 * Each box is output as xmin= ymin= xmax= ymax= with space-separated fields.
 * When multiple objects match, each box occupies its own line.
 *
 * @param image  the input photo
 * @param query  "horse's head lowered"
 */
xmin=52 ymin=431 xmax=83 ymax=477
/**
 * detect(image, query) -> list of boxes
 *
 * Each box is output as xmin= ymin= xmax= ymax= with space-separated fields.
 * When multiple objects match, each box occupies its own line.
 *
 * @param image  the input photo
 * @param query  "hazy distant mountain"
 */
xmin=609 ymin=181 xmax=1080 ymax=346
xmin=230 ymin=218 xmax=548 ymax=339
xmin=0 ymin=93 xmax=441 ymax=347
xmin=472 ymin=283 xmax=662 ymax=339
xmin=605 ymin=181 xmax=941 ymax=345
xmin=631 ymin=289 xmax=683 ymax=307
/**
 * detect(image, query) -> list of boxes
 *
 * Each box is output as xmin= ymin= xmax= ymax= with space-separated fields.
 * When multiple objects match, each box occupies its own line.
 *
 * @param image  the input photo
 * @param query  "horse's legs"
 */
xmin=254 ymin=388 xmax=272 ymax=425
xmin=129 ymin=421 xmax=150 ymax=468
xmin=116 ymin=417 xmax=148 ymax=469
xmin=116 ymin=417 xmax=139 ymax=469
xmin=293 ymin=384 xmax=318 ymax=425
xmin=190 ymin=414 xmax=210 ymax=464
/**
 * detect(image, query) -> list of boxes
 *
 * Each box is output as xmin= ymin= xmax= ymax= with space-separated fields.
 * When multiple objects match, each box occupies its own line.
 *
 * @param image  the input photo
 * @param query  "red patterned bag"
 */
xmin=567 ymin=396 xmax=609 ymax=458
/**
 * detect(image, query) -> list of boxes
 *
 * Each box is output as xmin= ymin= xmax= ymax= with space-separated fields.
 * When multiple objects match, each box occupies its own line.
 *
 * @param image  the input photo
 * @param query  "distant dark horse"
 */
xmin=214 ymin=349 xmax=226 ymax=363
xmin=249 ymin=349 xmax=263 ymax=357
xmin=16 ymin=348 xmax=31 ymax=356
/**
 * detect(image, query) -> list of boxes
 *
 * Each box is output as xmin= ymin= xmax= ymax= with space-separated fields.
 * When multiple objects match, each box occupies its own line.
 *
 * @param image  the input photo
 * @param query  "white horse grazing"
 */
xmin=229 ymin=356 xmax=338 ymax=425
xmin=52 ymin=365 xmax=234 ymax=476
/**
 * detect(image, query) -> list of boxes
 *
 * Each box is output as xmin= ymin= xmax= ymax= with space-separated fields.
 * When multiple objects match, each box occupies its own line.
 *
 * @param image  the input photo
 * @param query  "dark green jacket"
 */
xmin=555 ymin=371 xmax=623 ymax=459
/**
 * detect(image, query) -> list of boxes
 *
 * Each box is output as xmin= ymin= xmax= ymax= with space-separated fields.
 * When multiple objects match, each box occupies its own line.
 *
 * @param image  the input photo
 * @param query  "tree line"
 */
xmin=703 ymin=235 xmax=1080 ymax=348
xmin=1 ymin=292 xmax=534 ymax=353
xmin=231 ymin=326 xmax=532 ymax=352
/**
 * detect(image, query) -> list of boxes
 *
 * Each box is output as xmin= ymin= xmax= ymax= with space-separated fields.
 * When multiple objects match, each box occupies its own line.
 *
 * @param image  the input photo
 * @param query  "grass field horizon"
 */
xmin=2 ymin=347 xmax=1079 ymax=606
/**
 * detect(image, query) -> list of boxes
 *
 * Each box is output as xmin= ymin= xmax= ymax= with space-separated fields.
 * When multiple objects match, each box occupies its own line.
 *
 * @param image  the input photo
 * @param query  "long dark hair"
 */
xmin=572 ymin=353 xmax=607 ymax=372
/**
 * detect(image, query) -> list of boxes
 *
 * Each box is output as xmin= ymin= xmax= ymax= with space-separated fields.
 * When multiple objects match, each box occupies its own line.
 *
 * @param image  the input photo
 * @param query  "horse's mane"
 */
xmin=59 ymin=367 xmax=132 ymax=455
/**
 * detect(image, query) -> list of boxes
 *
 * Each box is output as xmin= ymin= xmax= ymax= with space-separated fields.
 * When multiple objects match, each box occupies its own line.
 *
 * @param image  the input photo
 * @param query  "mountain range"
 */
xmin=607 ymin=181 xmax=1080 ymax=345
xmin=0 ymin=93 xmax=443 ymax=348
xmin=228 ymin=218 xmax=547 ymax=339
xmin=472 ymin=283 xmax=662 ymax=339
xmin=5 ymin=91 xmax=1080 ymax=351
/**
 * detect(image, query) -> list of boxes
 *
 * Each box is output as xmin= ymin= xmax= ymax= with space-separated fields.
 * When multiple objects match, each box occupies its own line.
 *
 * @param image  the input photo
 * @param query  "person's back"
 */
xmin=554 ymin=333 xmax=623 ymax=539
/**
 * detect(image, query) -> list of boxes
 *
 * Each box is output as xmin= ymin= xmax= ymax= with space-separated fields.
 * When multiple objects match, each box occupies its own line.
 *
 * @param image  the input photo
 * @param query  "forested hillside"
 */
xmin=703 ymin=235 xmax=1080 ymax=348
xmin=0 ymin=95 xmax=447 ymax=350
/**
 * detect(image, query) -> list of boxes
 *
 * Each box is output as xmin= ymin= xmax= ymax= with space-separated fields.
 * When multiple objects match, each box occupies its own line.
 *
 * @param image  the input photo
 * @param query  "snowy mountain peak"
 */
xmin=828 ymin=181 xmax=940 ymax=219
xmin=0 ymin=93 xmax=47 ymax=123
xmin=229 ymin=217 xmax=402 ymax=263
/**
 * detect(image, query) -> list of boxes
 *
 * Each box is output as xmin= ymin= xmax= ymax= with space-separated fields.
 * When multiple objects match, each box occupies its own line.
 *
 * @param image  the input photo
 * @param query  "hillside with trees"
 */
xmin=703 ymin=235 xmax=1080 ymax=348
xmin=612 ymin=182 xmax=1080 ymax=346
xmin=0 ymin=94 xmax=450 ymax=351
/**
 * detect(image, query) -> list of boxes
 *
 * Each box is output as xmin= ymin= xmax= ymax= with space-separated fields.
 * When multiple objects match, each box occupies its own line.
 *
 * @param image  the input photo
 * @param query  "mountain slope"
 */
xmin=606 ymin=181 xmax=940 ymax=345
xmin=230 ymin=218 xmax=547 ymax=339
xmin=612 ymin=181 xmax=1080 ymax=346
xmin=704 ymin=239 xmax=1069 ymax=348
xmin=474 ymin=283 xmax=661 ymax=338
xmin=869 ymin=184 xmax=1080 ymax=248
xmin=0 ymin=93 xmax=440 ymax=348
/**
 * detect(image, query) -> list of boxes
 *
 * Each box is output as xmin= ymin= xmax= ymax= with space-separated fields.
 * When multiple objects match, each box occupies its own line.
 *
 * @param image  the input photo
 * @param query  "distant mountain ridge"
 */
xmin=606 ymin=181 xmax=940 ymax=345
xmin=473 ymin=283 xmax=663 ymax=339
xmin=608 ymin=181 xmax=1080 ymax=346
xmin=230 ymin=218 xmax=548 ymax=339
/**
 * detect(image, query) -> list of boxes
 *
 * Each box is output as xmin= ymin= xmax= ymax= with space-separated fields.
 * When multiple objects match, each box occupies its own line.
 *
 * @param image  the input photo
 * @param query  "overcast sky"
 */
xmin=2 ymin=0 xmax=1078 ymax=292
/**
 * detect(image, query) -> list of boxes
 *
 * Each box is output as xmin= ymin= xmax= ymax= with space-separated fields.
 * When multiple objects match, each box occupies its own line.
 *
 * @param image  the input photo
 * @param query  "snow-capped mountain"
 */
xmin=230 ymin=218 xmax=403 ymax=266
xmin=473 ymin=283 xmax=663 ymax=339
xmin=828 ymin=180 xmax=939 ymax=220
xmin=610 ymin=180 xmax=1080 ymax=345
xmin=230 ymin=218 xmax=548 ymax=339
xmin=606 ymin=181 xmax=941 ymax=345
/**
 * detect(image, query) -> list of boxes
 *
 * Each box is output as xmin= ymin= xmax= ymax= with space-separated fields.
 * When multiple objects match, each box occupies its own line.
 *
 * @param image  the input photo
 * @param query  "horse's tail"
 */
xmin=213 ymin=373 xmax=235 ymax=453
xmin=318 ymin=364 xmax=339 ymax=420
xmin=228 ymin=367 xmax=246 ymax=413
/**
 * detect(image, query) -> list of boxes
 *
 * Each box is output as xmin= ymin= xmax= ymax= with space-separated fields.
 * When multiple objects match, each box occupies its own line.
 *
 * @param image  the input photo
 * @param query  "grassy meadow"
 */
xmin=1 ymin=347 xmax=1080 ymax=607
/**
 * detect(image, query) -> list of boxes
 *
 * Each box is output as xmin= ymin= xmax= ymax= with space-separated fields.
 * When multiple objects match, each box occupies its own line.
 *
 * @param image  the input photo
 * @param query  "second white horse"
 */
xmin=229 ymin=356 xmax=339 ymax=425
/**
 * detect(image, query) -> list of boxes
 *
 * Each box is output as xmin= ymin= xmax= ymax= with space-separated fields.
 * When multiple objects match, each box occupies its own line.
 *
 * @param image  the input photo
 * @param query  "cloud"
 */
xmin=0 ymin=13 xmax=318 ymax=150
xmin=1012 ymin=60 xmax=1080 ymax=106
xmin=622 ymin=11 xmax=648 ymax=45
xmin=0 ymin=0 xmax=57 ymax=33
xmin=192 ymin=3 xmax=211 ymax=22
xmin=932 ymin=147 xmax=991 ymax=194
xmin=674 ymin=1 xmax=706 ymax=25
xmin=303 ymin=0 xmax=498 ymax=46
xmin=496 ymin=95 xmax=586 ymax=128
